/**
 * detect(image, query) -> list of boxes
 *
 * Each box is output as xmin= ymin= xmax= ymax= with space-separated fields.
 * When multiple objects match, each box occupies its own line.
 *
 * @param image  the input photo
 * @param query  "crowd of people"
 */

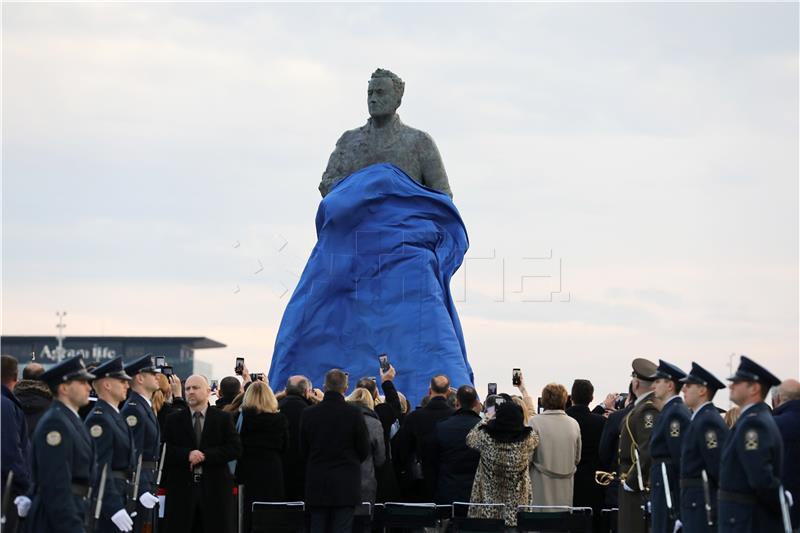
xmin=0 ymin=351 xmax=797 ymax=533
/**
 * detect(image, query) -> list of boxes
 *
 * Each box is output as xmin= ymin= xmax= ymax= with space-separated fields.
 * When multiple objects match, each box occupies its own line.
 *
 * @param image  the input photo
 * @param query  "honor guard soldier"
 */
xmin=678 ymin=362 xmax=729 ymax=532
xmin=649 ymin=360 xmax=691 ymax=533
xmin=85 ymin=357 xmax=136 ymax=532
xmin=120 ymin=355 xmax=161 ymax=532
xmin=25 ymin=356 xmax=97 ymax=533
xmin=618 ymin=357 xmax=659 ymax=533
xmin=718 ymin=355 xmax=786 ymax=532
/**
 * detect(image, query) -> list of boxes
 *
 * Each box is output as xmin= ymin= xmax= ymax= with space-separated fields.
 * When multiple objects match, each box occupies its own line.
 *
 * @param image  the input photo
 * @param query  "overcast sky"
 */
xmin=3 ymin=2 xmax=798 ymax=405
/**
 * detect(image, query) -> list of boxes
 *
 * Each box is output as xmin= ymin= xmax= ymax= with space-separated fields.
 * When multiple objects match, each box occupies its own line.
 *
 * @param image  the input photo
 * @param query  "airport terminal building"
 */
xmin=0 ymin=335 xmax=224 ymax=377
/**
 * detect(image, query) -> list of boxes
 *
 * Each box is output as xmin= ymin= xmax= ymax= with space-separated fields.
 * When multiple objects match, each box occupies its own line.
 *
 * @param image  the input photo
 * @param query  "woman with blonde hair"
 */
xmin=155 ymin=372 xmax=186 ymax=437
xmin=236 ymin=381 xmax=289 ymax=533
xmin=347 ymin=387 xmax=386 ymax=504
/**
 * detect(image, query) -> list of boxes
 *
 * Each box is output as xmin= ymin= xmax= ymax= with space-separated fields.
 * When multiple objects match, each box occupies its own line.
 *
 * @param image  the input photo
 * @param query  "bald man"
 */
xmin=773 ymin=379 xmax=800 ymax=530
xmin=392 ymin=374 xmax=456 ymax=501
xmin=163 ymin=375 xmax=241 ymax=533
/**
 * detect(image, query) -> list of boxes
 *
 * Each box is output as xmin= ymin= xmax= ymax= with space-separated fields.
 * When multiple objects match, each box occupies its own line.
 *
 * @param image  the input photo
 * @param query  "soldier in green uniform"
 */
xmin=618 ymin=357 xmax=659 ymax=533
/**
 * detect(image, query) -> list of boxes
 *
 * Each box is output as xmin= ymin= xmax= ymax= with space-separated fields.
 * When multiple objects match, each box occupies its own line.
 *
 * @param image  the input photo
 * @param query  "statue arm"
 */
xmin=419 ymin=133 xmax=453 ymax=198
xmin=319 ymin=133 xmax=349 ymax=197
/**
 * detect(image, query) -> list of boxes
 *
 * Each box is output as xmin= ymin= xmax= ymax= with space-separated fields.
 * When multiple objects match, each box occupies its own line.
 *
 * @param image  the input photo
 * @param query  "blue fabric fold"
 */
xmin=268 ymin=163 xmax=473 ymax=408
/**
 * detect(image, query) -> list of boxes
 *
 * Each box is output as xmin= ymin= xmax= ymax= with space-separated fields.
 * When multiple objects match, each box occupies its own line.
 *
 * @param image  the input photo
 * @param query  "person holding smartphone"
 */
xmin=511 ymin=370 xmax=536 ymax=422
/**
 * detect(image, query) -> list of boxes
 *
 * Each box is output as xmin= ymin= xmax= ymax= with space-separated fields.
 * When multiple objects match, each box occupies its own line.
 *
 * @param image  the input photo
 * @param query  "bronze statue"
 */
xmin=319 ymin=68 xmax=453 ymax=198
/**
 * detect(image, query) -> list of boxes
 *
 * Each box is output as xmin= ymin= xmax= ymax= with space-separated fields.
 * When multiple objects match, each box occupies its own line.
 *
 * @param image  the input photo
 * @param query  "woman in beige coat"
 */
xmin=528 ymin=383 xmax=582 ymax=507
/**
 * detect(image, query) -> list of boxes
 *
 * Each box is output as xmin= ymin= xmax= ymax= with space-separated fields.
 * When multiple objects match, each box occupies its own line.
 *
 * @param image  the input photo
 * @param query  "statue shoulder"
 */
xmin=398 ymin=122 xmax=436 ymax=144
xmin=335 ymin=124 xmax=368 ymax=146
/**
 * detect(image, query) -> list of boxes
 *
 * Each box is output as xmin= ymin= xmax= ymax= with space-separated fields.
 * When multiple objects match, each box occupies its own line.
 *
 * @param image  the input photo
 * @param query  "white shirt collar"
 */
xmin=190 ymin=403 xmax=209 ymax=418
xmin=133 ymin=389 xmax=152 ymax=407
xmin=740 ymin=402 xmax=758 ymax=416
xmin=65 ymin=403 xmax=80 ymax=419
xmin=663 ymin=394 xmax=680 ymax=406
xmin=691 ymin=401 xmax=712 ymax=420
xmin=635 ymin=390 xmax=655 ymax=405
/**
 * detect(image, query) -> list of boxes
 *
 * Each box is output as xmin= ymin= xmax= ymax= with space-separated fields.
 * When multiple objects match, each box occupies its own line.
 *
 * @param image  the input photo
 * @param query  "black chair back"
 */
xmin=251 ymin=501 xmax=305 ymax=533
xmin=382 ymin=502 xmax=439 ymax=530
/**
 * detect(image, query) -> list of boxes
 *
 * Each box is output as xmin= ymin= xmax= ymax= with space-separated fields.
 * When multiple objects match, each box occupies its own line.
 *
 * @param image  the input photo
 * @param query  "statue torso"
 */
xmin=320 ymin=114 xmax=451 ymax=198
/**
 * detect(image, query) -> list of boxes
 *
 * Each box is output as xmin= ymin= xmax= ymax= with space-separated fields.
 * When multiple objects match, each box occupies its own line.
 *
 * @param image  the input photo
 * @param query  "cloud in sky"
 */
xmin=2 ymin=3 xmax=797 ymax=401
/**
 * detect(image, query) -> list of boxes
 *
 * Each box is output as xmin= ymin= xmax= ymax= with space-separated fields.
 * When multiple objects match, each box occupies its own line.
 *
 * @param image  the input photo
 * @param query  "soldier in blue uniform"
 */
xmin=678 ymin=362 xmax=729 ymax=533
xmin=718 ymin=355 xmax=785 ymax=532
xmin=649 ymin=360 xmax=692 ymax=533
xmin=24 ymin=356 xmax=96 ymax=533
xmin=120 ymin=355 xmax=161 ymax=532
xmin=85 ymin=357 xmax=136 ymax=532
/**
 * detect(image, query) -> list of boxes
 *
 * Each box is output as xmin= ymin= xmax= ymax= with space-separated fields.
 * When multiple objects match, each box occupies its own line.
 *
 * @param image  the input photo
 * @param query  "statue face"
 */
xmin=367 ymin=77 xmax=400 ymax=118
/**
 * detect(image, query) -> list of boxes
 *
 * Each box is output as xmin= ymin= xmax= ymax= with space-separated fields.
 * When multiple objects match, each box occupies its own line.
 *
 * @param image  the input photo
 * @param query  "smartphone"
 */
xmin=485 ymin=405 xmax=496 ymax=418
xmin=161 ymin=366 xmax=173 ymax=377
xmin=252 ymin=372 xmax=264 ymax=382
xmin=210 ymin=379 xmax=219 ymax=392
xmin=488 ymin=382 xmax=498 ymax=396
xmin=512 ymin=368 xmax=521 ymax=386
xmin=235 ymin=357 xmax=244 ymax=376
xmin=537 ymin=396 xmax=544 ymax=414
xmin=379 ymin=354 xmax=390 ymax=372
xmin=155 ymin=356 xmax=166 ymax=368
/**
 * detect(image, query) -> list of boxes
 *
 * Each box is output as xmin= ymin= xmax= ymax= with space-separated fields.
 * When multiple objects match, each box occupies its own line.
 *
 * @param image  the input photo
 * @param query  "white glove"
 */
xmin=13 ymin=496 xmax=31 ymax=517
xmin=673 ymin=519 xmax=683 ymax=533
xmin=138 ymin=491 xmax=159 ymax=509
xmin=785 ymin=489 xmax=794 ymax=507
xmin=110 ymin=509 xmax=133 ymax=532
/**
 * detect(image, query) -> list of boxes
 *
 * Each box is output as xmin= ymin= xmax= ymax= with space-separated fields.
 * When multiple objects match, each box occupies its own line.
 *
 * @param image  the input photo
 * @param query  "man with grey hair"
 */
xmin=319 ymin=68 xmax=453 ymax=198
xmin=280 ymin=375 xmax=315 ymax=501
xmin=773 ymin=378 xmax=800 ymax=530
xmin=300 ymin=369 xmax=369 ymax=533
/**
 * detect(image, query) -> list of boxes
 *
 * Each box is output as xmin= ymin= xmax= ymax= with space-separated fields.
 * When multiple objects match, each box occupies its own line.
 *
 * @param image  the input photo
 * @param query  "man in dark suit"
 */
xmin=300 ymin=369 xmax=370 ymax=533
xmin=773 ymin=379 xmax=800 ymax=531
xmin=163 ymin=374 xmax=242 ymax=533
xmin=392 ymin=374 xmax=455 ymax=501
xmin=566 ymin=379 xmax=606 ymax=531
xmin=279 ymin=375 xmax=315 ymax=501
xmin=433 ymin=385 xmax=481 ymax=505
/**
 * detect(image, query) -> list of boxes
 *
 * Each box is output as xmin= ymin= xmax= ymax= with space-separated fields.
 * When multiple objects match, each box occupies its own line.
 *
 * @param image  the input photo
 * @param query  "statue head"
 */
xmin=368 ymin=68 xmax=404 ymax=119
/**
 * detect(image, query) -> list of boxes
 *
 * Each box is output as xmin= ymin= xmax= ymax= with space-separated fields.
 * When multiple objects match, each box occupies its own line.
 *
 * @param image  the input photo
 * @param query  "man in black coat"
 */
xmin=279 ymin=375 xmax=314 ymax=501
xmin=163 ymin=374 xmax=242 ymax=533
xmin=566 ymin=379 xmax=606 ymax=531
xmin=13 ymin=362 xmax=52 ymax=438
xmin=433 ymin=385 xmax=481 ymax=505
xmin=300 ymin=369 xmax=370 ymax=533
xmin=392 ymin=374 xmax=455 ymax=501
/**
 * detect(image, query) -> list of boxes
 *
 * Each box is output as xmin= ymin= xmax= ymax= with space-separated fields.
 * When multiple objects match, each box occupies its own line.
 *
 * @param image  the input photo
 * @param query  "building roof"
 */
xmin=0 ymin=336 xmax=226 ymax=350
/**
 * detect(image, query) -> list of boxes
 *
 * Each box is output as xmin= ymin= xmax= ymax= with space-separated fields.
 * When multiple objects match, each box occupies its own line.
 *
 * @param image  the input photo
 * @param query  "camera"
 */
xmin=614 ymin=393 xmax=628 ymax=410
